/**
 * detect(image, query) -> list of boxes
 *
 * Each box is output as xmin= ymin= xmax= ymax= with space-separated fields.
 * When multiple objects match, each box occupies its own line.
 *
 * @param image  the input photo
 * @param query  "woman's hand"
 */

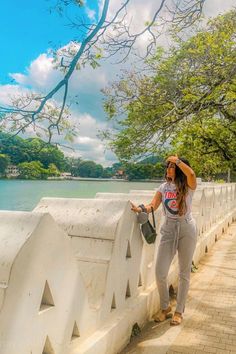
xmin=166 ymin=155 xmax=178 ymax=164
xmin=130 ymin=201 xmax=141 ymax=213
xmin=167 ymin=155 xmax=197 ymax=190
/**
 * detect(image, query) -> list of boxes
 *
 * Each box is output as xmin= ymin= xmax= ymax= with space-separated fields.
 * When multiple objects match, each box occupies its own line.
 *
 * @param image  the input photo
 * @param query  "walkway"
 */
xmin=121 ymin=223 xmax=236 ymax=354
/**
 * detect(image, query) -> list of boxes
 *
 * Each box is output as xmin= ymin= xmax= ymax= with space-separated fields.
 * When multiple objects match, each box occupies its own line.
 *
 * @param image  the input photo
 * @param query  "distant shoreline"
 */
xmin=49 ymin=177 xmax=165 ymax=182
xmin=1 ymin=177 xmax=164 ymax=183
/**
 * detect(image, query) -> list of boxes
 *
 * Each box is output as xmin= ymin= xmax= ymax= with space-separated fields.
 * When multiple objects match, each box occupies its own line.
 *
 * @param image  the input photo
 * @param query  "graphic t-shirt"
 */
xmin=157 ymin=182 xmax=194 ymax=219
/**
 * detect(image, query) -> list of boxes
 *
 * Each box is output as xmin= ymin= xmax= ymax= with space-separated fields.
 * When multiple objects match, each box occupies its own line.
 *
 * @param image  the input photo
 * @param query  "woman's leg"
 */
xmin=175 ymin=220 xmax=197 ymax=314
xmin=156 ymin=222 xmax=176 ymax=310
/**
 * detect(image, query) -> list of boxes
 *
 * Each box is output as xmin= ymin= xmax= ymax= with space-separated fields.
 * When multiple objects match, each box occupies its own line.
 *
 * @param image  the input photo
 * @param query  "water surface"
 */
xmin=0 ymin=179 xmax=160 ymax=211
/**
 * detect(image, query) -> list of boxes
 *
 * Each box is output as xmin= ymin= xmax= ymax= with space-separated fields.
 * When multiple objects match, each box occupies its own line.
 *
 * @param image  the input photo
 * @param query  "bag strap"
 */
xmin=151 ymin=207 xmax=156 ymax=229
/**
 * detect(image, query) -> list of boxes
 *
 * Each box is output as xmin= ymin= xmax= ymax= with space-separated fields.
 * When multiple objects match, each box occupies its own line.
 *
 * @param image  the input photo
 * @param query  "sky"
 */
xmin=0 ymin=0 xmax=235 ymax=166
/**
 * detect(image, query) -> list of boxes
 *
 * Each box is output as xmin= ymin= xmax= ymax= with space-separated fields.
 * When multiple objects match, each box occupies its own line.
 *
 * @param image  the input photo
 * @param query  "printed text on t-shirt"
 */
xmin=165 ymin=191 xmax=177 ymax=199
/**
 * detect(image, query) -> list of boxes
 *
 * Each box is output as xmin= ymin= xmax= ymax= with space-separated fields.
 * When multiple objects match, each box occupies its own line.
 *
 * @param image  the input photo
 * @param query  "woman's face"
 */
xmin=166 ymin=162 xmax=176 ymax=180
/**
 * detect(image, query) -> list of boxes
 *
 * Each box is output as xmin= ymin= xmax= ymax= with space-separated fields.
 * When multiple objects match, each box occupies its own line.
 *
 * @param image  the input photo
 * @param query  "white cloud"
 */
xmin=75 ymin=113 xmax=106 ymax=136
xmin=10 ymin=0 xmax=233 ymax=94
xmin=10 ymin=44 xmax=109 ymax=100
xmin=77 ymin=136 xmax=94 ymax=144
xmin=86 ymin=7 xmax=96 ymax=21
xmin=98 ymin=0 xmax=168 ymax=54
xmin=203 ymin=0 xmax=235 ymax=17
xmin=63 ymin=112 xmax=117 ymax=166
xmin=99 ymin=0 xmax=235 ymax=54
xmin=0 ymin=84 xmax=116 ymax=164
xmin=0 ymin=84 xmax=30 ymax=105
xmin=10 ymin=54 xmax=60 ymax=91
xmin=1 ymin=0 xmax=235 ymax=166
xmin=0 ymin=43 xmax=116 ymax=165
xmin=69 ymin=63 xmax=108 ymax=93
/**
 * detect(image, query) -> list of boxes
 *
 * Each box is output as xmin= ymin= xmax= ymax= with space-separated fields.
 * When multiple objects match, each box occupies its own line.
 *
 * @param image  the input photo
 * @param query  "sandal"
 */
xmin=153 ymin=306 xmax=172 ymax=322
xmin=170 ymin=312 xmax=183 ymax=326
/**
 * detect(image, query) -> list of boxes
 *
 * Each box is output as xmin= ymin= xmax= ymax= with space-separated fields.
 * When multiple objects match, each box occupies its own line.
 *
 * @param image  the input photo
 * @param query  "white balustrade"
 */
xmin=0 ymin=184 xmax=235 ymax=354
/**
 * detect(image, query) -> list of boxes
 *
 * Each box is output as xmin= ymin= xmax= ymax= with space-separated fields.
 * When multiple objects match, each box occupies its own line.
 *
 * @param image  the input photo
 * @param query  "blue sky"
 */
xmin=0 ymin=0 xmax=115 ymax=165
xmin=0 ymin=0 xmax=98 ymax=83
xmin=0 ymin=0 xmax=235 ymax=166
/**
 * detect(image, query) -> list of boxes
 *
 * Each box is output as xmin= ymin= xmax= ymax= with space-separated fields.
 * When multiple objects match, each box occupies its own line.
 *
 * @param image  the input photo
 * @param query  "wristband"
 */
xmin=138 ymin=204 xmax=147 ymax=213
xmin=176 ymin=159 xmax=181 ymax=166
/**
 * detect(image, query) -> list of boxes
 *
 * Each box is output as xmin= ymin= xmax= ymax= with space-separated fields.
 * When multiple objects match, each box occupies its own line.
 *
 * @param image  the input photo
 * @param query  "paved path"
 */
xmin=121 ymin=223 xmax=236 ymax=354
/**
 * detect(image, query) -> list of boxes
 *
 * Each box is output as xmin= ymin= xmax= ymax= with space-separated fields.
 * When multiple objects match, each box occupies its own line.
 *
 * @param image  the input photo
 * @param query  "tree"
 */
xmin=0 ymin=154 xmax=10 ymax=175
xmin=0 ymin=132 xmax=30 ymax=164
xmin=0 ymin=132 xmax=66 ymax=169
xmin=170 ymin=117 xmax=235 ymax=178
xmin=36 ymin=144 xmax=65 ymax=170
xmin=78 ymin=160 xmax=104 ymax=178
xmin=0 ymin=0 xmax=205 ymax=143
xmin=18 ymin=161 xmax=49 ymax=179
xmin=102 ymin=167 xmax=113 ymax=178
xmin=48 ymin=163 xmax=60 ymax=177
xmin=125 ymin=161 xmax=165 ymax=180
xmin=66 ymin=157 xmax=82 ymax=176
xmin=103 ymin=10 xmax=236 ymax=176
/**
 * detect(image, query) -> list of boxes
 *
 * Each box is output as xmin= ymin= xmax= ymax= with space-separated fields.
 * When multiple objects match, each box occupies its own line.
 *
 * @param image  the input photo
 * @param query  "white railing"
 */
xmin=0 ymin=183 xmax=235 ymax=354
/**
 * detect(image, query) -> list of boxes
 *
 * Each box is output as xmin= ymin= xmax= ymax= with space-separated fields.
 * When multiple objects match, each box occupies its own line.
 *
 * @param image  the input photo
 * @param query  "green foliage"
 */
xmin=139 ymin=155 xmax=163 ymax=165
xmin=78 ymin=160 xmax=104 ymax=178
xmin=66 ymin=158 xmax=105 ymax=178
xmin=103 ymin=11 xmax=236 ymax=177
xmin=67 ymin=157 xmax=82 ymax=176
xmin=0 ymin=154 xmax=10 ymax=174
xmin=0 ymin=132 xmax=30 ymax=163
xmin=125 ymin=162 xmax=164 ymax=180
xmin=48 ymin=163 xmax=60 ymax=177
xmin=18 ymin=161 xmax=60 ymax=179
xmin=0 ymin=132 xmax=65 ymax=170
xmin=101 ymin=168 xmax=113 ymax=178
xmin=215 ymin=179 xmax=225 ymax=184
xmin=90 ymin=59 xmax=101 ymax=69
xmin=18 ymin=161 xmax=49 ymax=180
xmin=171 ymin=116 xmax=235 ymax=178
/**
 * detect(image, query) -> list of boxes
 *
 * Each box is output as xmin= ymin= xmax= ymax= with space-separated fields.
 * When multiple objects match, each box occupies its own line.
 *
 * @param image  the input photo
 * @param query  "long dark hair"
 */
xmin=165 ymin=157 xmax=191 ymax=216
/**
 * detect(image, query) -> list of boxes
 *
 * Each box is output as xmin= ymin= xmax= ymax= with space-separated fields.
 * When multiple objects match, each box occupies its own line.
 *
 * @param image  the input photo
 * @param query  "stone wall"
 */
xmin=0 ymin=183 xmax=235 ymax=354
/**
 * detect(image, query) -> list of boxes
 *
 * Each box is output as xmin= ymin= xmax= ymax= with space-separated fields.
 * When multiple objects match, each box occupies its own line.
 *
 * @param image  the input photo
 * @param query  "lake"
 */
xmin=0 ymin=179 xmax=160 ymax=211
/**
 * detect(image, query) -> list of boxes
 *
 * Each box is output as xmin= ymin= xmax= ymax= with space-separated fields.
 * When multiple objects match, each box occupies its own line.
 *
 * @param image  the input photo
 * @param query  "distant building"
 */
xmin=114 ymin=170 xmax=125 ymax=179
xmin=60 ymin=172 xmax=72 ymax=179
xmin=6 ymin=165 xmax=20 ymax=178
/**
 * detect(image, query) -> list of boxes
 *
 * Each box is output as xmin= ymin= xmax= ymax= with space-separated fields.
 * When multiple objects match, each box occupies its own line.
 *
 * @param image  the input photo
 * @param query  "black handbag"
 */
xmin=137 ymin=205 xmax=157 ymax=244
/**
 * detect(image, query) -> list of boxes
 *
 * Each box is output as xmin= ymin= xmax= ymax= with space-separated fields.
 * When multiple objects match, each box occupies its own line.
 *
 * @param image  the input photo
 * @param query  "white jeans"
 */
xmin=156 ymin=217 xmax=197 ymax=313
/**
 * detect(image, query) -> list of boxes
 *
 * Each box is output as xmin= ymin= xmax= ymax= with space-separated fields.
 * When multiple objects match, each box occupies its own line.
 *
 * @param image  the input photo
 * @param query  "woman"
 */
xmin=131 ymin=155 xmax=197 ymax=326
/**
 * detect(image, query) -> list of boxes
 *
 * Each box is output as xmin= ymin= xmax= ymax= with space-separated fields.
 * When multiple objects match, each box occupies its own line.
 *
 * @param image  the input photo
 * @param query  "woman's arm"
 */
xmin=130 ymin=191 xmax=162 ymax=213
xmin=167 ymin=156 xmax=197 ymax=190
